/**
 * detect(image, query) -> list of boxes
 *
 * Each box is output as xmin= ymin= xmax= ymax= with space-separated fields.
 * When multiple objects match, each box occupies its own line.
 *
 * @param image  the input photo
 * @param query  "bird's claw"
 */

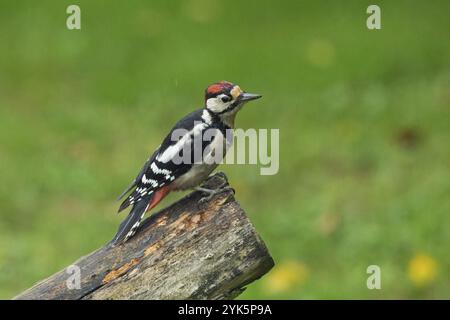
xmin=214 ymin=171 xmax=229 ymax=184
xmin=196 ymin=186 xmax=235 ymax=204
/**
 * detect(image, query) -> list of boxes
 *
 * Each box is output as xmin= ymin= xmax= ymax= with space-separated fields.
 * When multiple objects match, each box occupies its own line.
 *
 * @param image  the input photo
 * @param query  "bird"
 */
xmin=112 ymin=81 xmax=262 ymax=245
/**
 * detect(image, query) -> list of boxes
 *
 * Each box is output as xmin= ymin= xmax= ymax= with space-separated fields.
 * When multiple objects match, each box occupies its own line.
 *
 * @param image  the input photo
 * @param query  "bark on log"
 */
xmin=14 ymin=173 xmax=274 ymax=300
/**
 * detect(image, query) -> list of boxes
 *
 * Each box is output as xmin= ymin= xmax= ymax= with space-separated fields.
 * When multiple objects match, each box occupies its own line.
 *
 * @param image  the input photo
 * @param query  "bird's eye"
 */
xmin=221 ymin=95 xmax=231 ymax=103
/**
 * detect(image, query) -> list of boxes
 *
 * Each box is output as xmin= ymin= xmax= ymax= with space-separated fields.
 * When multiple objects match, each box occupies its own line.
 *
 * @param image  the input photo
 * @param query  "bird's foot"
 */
xmin=195 ymin=185 xmax=235 ymax=204
xmin=214 ymin=171 xmax=229 ymax=184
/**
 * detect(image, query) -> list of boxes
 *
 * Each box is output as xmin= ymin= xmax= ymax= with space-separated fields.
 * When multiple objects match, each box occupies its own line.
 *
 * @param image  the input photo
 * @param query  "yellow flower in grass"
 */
xmin=264 ymin=261 xmax=309 ymax=293
xmin=407 ymin=254 xmax=438 ymax=286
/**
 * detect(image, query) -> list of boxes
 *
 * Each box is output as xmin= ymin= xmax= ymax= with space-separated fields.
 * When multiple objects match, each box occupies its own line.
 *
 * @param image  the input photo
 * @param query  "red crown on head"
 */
xmin=205 ymin=81 xmax=235 ymax=100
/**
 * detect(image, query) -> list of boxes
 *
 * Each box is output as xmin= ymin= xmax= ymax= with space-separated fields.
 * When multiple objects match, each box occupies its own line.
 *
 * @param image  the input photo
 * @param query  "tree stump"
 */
xmin=15 ymin=173 xmax=274 ymax=300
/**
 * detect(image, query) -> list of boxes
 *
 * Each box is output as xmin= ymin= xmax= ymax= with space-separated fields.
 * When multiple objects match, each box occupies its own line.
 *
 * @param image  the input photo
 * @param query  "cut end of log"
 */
xmin=15 ymin=173 xmax=275 ymax=300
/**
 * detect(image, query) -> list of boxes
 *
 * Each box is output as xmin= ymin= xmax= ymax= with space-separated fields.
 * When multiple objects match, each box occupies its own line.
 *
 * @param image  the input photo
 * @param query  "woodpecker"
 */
xmin=112 ymin=81 xmax=262 ymax=244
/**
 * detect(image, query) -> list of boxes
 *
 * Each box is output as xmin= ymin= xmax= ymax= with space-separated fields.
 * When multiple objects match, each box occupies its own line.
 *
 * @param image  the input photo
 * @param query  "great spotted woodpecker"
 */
xmin=112 ymin=81 xmax=262 ymax=244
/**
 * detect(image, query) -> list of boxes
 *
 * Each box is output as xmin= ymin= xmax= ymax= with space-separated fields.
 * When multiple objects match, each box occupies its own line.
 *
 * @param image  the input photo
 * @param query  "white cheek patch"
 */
xmin=206 ymin=97 xmax=219 ymax=109
xmin=207 ymin=97 xmax=228 ymax=113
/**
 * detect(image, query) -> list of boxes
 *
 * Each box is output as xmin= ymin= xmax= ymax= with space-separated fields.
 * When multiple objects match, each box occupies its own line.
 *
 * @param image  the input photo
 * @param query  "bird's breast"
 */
xmin=172 ymin=129 xmax=232 ymax=190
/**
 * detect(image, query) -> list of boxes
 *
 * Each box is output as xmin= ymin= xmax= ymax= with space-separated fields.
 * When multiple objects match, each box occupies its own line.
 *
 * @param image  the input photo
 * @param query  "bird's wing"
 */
xmin=117 ymin=110 xmax=212 ymax=213
xmin=115 ymin=148 xmax=159 ymax=201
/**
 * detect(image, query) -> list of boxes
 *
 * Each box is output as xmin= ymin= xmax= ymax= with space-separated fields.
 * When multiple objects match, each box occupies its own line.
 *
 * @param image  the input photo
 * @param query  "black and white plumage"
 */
xmin=111 ymin=81 xmax=262 ymax=245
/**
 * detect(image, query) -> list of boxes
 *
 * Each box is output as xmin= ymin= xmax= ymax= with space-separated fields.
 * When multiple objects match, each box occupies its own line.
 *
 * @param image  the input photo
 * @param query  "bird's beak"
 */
xmin=240 ymin=92 xmax=262 ymax=102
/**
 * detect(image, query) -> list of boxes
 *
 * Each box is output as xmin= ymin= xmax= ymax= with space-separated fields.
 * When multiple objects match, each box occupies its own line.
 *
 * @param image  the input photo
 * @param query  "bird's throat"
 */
xmin=219 ymin=110 xmax=238 ymax=128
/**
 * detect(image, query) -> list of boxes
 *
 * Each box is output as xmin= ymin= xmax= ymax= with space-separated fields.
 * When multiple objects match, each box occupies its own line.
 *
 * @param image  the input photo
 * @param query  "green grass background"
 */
xmin=0 ymin=0 xmax=449 ymax=299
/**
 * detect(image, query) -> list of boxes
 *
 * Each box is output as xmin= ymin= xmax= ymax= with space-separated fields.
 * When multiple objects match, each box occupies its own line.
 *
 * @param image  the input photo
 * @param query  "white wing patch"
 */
xmin=156 ymin=122 xmax=208 ymax=163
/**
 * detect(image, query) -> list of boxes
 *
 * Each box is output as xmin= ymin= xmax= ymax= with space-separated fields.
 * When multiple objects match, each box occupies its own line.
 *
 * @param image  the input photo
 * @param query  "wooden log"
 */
xmin=15 ymin=173 xmax=274 ymax=300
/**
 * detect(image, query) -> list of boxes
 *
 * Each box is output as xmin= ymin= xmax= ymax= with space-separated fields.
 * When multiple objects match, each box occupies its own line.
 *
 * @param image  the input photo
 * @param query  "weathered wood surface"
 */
xmin=15 ymin=173 xmax=274 ymax=300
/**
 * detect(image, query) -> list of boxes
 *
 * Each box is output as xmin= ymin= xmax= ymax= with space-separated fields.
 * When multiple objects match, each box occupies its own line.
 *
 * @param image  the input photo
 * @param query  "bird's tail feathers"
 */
xmin=110 ymin=194 xmax=152 ymax=245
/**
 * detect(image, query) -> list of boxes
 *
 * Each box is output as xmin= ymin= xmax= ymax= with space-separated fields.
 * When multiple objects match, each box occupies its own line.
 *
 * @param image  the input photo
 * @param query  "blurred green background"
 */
xmin=0 ymin=0 xmax=449 ymax=299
